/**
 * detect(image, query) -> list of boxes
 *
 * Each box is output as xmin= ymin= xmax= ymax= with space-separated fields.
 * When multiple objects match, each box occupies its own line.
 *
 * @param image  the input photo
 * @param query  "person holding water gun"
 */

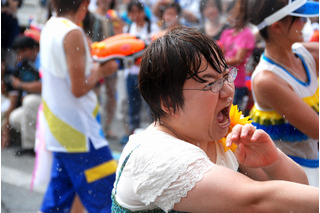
xmin=38 ymin=0 xmax=118 ymax=212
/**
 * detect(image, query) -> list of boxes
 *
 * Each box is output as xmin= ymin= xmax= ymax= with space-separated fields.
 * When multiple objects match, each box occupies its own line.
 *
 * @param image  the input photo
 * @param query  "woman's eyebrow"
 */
xmin=202 ymin=70 xmax=226 ymax=79
xmin=202 ymin=73 xmax=218 ymax=79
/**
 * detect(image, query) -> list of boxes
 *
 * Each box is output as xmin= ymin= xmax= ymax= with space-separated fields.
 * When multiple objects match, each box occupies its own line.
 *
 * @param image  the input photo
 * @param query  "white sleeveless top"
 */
xmin=250 ymin=43 xmax=318 ymax=161
xmin=252 ymin=43 xmax=318 ymax=110
xmin=40 ymin=17 xmax=108 ymax=153
xmin=113 ymin=125 xmax=239 ymax=212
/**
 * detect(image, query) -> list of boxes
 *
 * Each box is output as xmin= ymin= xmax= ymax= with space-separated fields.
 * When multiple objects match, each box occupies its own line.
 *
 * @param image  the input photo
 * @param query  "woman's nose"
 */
xmin=219 ymin=81 xmax=234 ymax=99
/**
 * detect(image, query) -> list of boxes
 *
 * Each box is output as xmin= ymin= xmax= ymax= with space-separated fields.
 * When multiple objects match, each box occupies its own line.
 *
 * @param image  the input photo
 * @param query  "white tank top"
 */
xmin=40 ymin=17 xmax=109 ymax=153
xmin=250 ymin=43 xmax=318 ymax=165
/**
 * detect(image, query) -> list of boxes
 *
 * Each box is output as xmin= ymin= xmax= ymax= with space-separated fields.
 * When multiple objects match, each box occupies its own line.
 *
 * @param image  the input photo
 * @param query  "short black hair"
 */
xmin=243 ymin=0 xmax=287 ymax=40
xmin=12 ymin=36 xmax=39 ymax=50
xmin=139 ymin=26 xmax=227 ymax=122
xmin=51 ymin=0 xmax=88 ymax=16
xmin=127 ymin=0 xmax=144 ymax=13
xmin=164 ymin=2 xmax=182 ymax=16
xmin=200 ymin=0 xmax=222 ymax=14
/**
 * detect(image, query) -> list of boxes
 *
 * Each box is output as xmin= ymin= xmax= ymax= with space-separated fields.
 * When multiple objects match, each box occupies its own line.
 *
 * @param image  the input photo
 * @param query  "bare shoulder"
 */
xmin=63 ymin=29 xmax=85 ymax=55
xmin=253 ymin=70 xmax=292 ymax=94
xmin=252 ymin=70 xmax=293 ymax=109
xmin=64 ymin=29 xmax=83 ymax=44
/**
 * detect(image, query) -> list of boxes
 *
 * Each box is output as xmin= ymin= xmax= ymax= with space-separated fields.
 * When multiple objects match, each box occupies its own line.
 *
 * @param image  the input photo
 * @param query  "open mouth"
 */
xmin=217 ymin=105 xmax=231 ymax=127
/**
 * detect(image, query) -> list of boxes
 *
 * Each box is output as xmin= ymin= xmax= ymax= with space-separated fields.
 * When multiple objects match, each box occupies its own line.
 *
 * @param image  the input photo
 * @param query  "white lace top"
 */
xmin=114 ymin=125 xmax=239 ymax=212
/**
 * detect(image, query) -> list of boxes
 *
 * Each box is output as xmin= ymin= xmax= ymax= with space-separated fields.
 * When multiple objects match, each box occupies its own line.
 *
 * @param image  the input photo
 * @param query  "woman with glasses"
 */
xmin=111 ymin=26 xmax=318 ymax=213
xmin=245 ymin=0 xmax=319 ymax=186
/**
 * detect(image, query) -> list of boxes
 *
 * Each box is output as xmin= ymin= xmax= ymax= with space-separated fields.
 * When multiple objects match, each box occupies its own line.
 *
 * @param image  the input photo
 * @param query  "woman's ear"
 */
xmin=269 ymin=20 xmax=286 ymax=34
xmin=160 ymin=98 xmax=177 ymax=116
xmin=160 ymin=99 xmax=172 ymax=114
xmin=269 ymin=22 xmax=280 ymax=33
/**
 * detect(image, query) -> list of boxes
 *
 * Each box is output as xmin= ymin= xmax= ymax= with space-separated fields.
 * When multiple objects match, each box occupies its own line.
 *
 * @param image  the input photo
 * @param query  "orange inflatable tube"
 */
xmin=91 ymin=34 xmax=146 ymax=63
xmin=91 ymin=38 xmax=145 ymax=58
xmin=101 ymin=33 xmax=137 ymax=43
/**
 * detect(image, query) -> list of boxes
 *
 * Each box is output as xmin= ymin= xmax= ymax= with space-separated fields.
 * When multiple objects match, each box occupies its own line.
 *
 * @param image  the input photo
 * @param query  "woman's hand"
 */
xmin=226 ymin=124 xmax=279 ymax=168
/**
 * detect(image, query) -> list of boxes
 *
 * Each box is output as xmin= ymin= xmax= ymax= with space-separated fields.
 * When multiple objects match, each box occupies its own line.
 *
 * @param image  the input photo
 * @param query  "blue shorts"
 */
xmin=40 ymin=142 xmax=117 ymax=213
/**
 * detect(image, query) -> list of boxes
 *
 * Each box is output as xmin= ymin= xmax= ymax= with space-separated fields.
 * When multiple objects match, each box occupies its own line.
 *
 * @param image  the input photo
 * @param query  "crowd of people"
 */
xmin=1 ymin=0 xmax=319 ymax=212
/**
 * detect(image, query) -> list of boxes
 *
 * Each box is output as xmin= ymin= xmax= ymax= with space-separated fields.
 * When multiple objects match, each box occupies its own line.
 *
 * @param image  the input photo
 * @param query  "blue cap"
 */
xmin=257 ymin=0 xmax=319 ymax=30
xmin=290 ymin=0 xmax=319 ymax=17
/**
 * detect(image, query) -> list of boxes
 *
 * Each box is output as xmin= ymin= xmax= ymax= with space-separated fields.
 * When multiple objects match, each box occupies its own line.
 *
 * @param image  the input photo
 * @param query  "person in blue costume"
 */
xmin=244 ymin=0 xmax=319 ymax=186
xmin=111 ymin=25 xmax=318 ymax=213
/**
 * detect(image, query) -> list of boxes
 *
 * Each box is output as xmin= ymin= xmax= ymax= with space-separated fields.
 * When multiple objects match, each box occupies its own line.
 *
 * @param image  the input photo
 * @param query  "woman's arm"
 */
xmin=173 ymin=164 xmax=318 ymax=213
xmin=172 ymin=124 xmax=316 ymax=212
xmin=227 ymin=124 xmax=308 ymax=183
xmin=238 ymin=151 xmax=308 ymax=182
xmin=226 ymin=47 xmax=249 ymax=66
xmin=253 ymin=71 xmax=319 ymax=139
xmin=64 ymin=29 xmax=118 ymax=97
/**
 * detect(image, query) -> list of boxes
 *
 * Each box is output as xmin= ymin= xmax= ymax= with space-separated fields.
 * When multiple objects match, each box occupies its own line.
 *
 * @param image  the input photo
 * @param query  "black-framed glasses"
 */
xmin=183 ymin=67 xmax=238 ymax=93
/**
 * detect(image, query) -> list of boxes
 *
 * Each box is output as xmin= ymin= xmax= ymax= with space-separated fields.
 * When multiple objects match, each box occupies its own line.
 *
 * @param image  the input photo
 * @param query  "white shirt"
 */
xmin=113 ymin=125 xmax=239 ymax=212
xmin=40 ymin=17 xmax=109 ymax=153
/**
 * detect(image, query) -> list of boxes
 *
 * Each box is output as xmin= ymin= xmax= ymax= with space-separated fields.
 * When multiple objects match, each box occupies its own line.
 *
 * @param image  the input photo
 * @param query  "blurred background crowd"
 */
xmin=1 ymin=0 xmax=319 ymax=211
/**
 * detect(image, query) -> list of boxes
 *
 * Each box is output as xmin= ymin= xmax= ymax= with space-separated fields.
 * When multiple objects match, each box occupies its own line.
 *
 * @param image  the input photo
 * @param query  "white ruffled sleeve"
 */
xmin=131 ymin=136 xmax=214 ymax=212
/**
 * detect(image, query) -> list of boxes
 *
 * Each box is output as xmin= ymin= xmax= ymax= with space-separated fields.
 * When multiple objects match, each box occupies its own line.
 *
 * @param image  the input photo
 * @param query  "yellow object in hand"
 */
xmin=219 ymin=105 xmax=252 ymax=152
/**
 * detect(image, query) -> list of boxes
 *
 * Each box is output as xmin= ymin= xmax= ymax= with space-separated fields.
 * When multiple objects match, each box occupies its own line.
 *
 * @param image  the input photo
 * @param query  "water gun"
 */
xmin=91 ymin=33 xmax=147 ymax=68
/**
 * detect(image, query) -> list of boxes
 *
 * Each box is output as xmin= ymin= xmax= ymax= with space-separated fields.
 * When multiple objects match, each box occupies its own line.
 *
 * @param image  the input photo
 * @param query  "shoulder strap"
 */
xmin=113 ymin=145 xmax=141 ymax=195
xmin=112 ymin=144 xmax=190 ymax=213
